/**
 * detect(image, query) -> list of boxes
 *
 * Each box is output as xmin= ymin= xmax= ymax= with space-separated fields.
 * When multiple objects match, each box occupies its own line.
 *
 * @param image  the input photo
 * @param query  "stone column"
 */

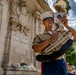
xmin=0 ymin=0 xmax=9 ymax=74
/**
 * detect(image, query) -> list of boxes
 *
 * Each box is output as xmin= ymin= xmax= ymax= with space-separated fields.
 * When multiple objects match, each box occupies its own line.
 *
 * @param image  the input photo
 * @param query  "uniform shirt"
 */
xmin=32 ymin=30 xmax=64 ymax=59
xmin=32 ymin=31 xmax=52 ymax=50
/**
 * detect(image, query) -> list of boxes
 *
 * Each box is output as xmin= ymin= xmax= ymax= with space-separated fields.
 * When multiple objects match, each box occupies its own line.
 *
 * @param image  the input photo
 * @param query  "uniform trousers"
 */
xmin=41 ymin=59 xmax=68 ymax=75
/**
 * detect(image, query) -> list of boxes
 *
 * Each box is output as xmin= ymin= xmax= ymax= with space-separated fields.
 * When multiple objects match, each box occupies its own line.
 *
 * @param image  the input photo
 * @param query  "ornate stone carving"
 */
xmin=10 ymin=0 xmax=30 ymax=36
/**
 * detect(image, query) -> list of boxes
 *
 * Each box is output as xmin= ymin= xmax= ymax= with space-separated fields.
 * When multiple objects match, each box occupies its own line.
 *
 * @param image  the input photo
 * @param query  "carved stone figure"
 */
xmin=10 ymin=0 xmax=30 ymax=36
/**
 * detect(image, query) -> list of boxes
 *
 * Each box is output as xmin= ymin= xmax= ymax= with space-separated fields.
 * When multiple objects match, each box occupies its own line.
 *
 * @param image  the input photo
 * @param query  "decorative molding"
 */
xmin=32 ymin=0 xmax=44 ymax=13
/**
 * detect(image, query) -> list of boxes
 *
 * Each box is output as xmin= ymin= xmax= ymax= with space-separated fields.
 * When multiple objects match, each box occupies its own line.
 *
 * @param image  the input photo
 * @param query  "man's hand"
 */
xmin=61 ymin=15 xmax=68 ymax=27
xmin=51 ymin=32 xmax=59 ymax=40
xmin=61 ymin=15 xmax=76 ymax=38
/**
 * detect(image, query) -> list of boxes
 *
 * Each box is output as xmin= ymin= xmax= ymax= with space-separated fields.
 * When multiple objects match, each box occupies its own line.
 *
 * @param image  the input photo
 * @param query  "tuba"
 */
xmin=36 ymin=24 xmax=73 ymax=62
xmin=40 ymin=30 xmax=72 ymax=55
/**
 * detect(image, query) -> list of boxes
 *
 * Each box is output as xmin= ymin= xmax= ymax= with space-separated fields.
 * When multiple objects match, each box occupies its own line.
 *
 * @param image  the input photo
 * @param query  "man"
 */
xmin=32 ymin=11 xmax=76 ymax=75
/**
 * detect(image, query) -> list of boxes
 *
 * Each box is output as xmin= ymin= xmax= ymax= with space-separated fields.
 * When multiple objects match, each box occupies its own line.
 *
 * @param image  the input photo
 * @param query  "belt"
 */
xmin=56 ymin=56 xmax=63 ymax=60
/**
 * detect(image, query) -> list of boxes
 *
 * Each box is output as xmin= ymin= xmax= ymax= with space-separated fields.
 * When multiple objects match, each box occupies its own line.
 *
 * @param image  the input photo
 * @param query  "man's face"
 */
xmin=43 ymin=18 xmax=53 ymax=31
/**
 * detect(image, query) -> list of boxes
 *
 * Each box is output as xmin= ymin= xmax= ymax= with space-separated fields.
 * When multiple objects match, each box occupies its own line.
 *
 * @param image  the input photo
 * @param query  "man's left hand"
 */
xmin=61 ymin=15 xmax=68 ymax=27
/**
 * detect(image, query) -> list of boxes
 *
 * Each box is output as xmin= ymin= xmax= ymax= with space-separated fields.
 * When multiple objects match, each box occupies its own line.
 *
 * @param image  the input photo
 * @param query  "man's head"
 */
xmin=41 ymin=11 xmax=53 ymax=21
xmin=41 ymin=11 xmax=53 ymax=31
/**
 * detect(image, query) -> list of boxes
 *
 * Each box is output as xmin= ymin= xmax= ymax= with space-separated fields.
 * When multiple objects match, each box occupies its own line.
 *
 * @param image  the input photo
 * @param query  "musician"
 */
xmin=32 ymin=11 xmax=76 ymax=75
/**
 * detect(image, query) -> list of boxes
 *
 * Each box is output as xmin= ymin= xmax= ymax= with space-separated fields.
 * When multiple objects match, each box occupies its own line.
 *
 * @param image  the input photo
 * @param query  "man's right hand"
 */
xmin=51 ymin=32 xmax=59 ymax=40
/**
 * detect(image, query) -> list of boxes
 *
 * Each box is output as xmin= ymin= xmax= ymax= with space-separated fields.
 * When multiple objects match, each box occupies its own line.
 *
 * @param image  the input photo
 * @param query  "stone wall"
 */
xmin=0 ymin=0 xmax=44 ymax=74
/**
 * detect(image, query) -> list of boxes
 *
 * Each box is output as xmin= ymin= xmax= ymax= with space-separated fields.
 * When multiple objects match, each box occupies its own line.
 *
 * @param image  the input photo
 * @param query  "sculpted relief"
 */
xmin=10 ymin=0 xmax=30 ymax=36
xmin=7 ymin=0 xmax=33 ymax=69
xmin=2 ymin=0 xmax=40 ymax=70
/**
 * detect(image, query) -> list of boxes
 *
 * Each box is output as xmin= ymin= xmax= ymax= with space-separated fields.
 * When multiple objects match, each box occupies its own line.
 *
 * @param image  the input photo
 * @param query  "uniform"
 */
xmin=32 ymin=31 xmax=68 ymax=75
xmin=32 ymin=10 xmax=75 ymax=75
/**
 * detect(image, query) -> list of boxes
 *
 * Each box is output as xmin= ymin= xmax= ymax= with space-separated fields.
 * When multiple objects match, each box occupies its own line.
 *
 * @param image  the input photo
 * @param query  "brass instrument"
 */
xmin=39 ymin=30 xmax=72 ymax=55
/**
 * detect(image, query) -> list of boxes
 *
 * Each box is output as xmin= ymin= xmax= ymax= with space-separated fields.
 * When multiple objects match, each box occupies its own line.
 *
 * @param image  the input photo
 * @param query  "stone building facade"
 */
xmin=0 ymin=0 xmax=52 ymax=75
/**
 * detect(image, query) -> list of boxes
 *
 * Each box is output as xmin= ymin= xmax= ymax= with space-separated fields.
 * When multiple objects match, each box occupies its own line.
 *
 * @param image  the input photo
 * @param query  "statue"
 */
xmin=10 ymin=0 xmax=30 ymax=36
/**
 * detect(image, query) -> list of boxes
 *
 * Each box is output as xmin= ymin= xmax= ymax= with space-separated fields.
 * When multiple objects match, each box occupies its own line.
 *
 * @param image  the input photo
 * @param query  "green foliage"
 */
xmin=66 ymin=44 xmax=76 ymax=66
